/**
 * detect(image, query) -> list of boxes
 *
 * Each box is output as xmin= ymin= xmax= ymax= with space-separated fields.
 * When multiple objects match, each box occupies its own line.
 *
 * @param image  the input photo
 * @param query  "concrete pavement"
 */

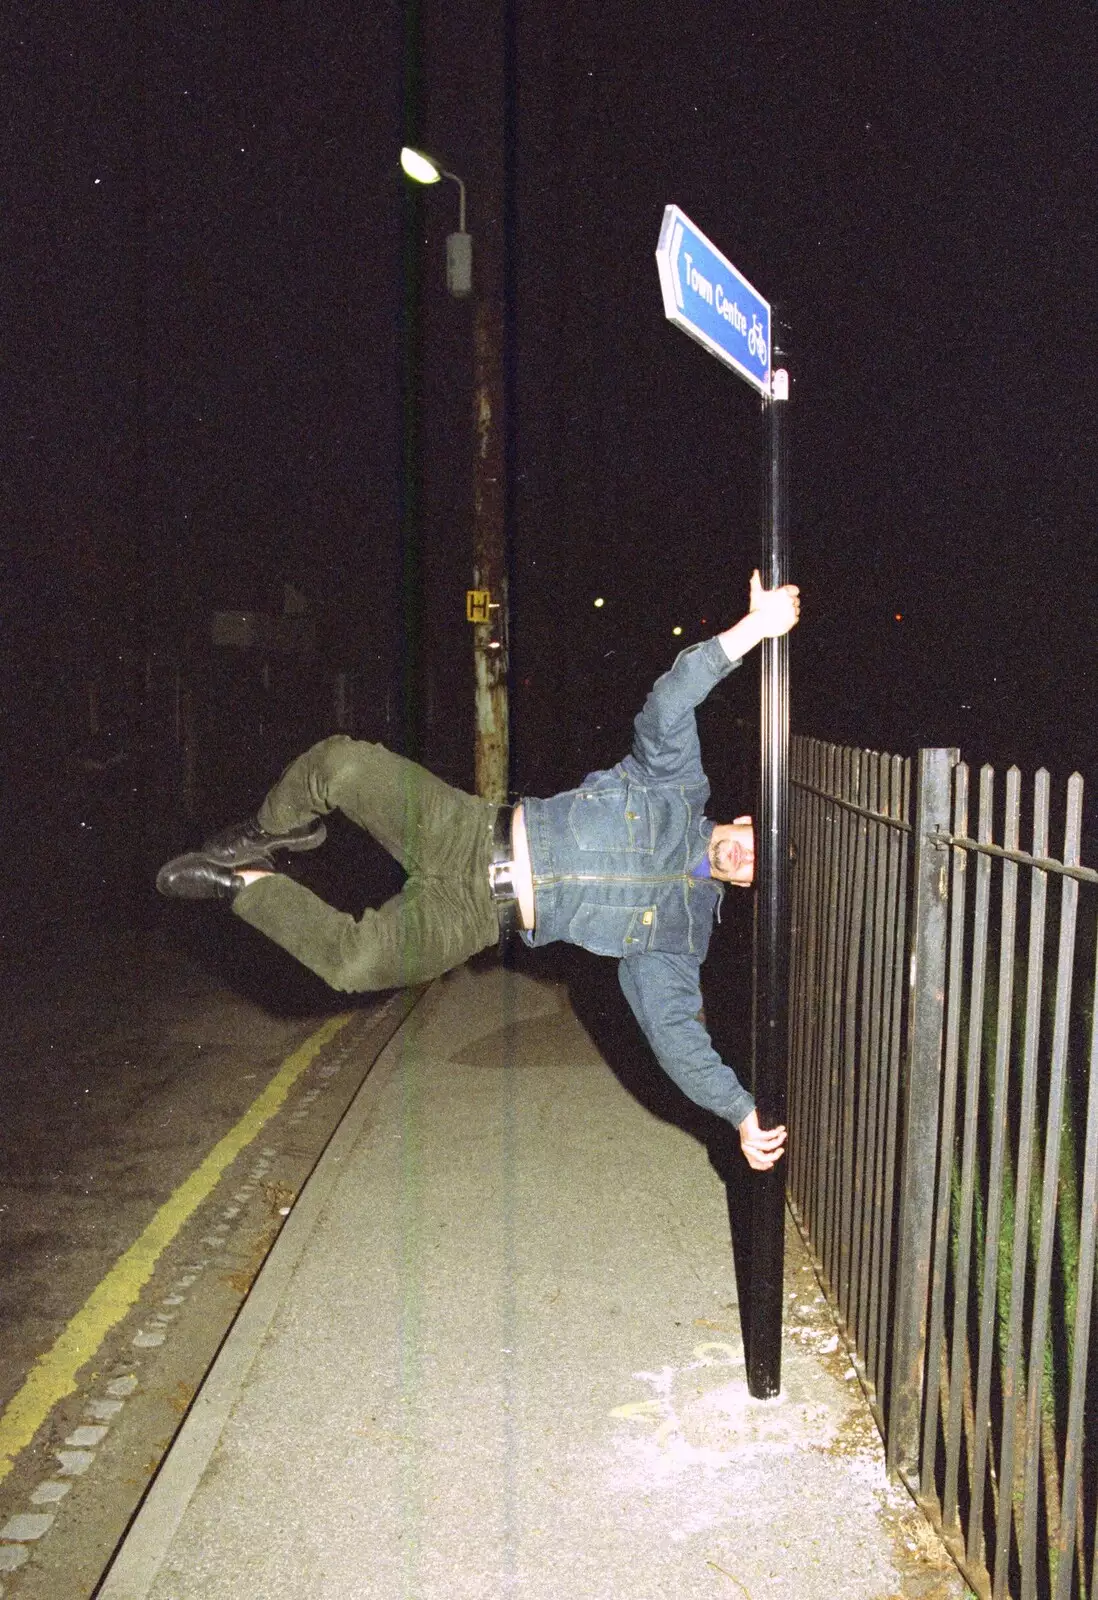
xmin=97 ymin=962 xmax=965 ymax=1600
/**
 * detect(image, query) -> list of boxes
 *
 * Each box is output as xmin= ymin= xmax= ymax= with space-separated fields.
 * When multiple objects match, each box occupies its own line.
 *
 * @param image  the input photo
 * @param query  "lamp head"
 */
xmin=400 ymin=146 xmax=442 ymax=185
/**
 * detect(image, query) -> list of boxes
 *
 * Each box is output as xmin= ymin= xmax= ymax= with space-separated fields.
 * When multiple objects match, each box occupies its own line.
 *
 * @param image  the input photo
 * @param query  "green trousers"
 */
xmin=232 ymin=736 xmax=502 ymax=993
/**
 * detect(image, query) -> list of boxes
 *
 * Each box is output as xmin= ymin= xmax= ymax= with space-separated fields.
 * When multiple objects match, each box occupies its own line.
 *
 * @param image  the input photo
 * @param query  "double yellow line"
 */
xmin=0 ymin=1011 xmax=352 ymax=1483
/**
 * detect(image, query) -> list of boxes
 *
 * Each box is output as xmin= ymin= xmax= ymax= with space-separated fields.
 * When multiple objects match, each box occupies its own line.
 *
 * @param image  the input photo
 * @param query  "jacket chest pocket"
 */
xmin=568 ymin=785 xmax=655 ymax=853
xmin=568 ymin=902 xmax=657 ymax=957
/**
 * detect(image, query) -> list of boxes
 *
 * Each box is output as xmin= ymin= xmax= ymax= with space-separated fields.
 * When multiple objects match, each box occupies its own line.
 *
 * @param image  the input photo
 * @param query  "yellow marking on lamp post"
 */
xmin=466 ymin=588 xmax=492 ymax=623
xmin=0 ymin=1011 xmax=353 ymax=1483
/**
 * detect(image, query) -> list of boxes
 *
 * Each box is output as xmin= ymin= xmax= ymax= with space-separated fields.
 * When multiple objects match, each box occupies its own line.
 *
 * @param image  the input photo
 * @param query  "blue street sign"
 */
xmin=655 ymin=205 xmax=771 ymax=395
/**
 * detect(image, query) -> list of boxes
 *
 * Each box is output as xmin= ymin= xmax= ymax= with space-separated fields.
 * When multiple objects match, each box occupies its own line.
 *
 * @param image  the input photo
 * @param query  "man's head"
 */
xmin=708 ymin=815 xmax=755 ymax=886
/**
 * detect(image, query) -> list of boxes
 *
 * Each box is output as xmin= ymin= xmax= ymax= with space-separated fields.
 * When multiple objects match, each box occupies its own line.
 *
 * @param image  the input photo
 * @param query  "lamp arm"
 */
xmin=441 ymin=171 xmax=467 ymax=234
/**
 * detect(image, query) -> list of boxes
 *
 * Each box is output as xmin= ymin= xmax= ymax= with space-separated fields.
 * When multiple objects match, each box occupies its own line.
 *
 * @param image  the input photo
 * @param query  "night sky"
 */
xmin=3 ymin=2 xmax=1095 ymax=833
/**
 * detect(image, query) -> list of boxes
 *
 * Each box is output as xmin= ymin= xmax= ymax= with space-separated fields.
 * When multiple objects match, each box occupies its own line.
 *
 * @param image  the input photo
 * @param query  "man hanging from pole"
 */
xmin=157 ymin=571 xmax=800 ymax=1170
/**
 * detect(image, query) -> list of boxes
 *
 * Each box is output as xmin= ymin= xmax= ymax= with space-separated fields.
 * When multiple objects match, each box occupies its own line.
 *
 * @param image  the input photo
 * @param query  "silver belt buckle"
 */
xmin=488 ymin=859 xmax=517 ymax=901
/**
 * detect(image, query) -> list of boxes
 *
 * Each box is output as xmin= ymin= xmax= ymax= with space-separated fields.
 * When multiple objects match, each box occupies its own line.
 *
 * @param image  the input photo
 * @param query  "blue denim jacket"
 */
xmin=520 ymin=635 xmax=754 ymax=1128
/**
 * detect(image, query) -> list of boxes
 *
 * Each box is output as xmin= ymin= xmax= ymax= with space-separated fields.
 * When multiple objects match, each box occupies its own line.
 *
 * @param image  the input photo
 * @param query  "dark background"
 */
xmin=2 ymin=1 xmax=1095 ymax=934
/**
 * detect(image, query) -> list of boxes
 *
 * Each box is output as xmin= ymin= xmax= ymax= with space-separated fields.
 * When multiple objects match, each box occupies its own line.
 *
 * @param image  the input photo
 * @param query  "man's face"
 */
xmin=708 ymin=815 xmax=755 ymax=886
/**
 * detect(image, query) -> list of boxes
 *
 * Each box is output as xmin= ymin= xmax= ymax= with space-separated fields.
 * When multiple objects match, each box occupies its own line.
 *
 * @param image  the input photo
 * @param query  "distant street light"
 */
xmin=399 ymin=146 xmax=472 ymax=297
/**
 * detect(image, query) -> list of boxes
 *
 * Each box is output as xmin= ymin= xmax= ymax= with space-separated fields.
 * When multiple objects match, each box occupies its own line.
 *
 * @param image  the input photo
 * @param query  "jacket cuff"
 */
xmin=698 ymin=633 xmax=743 ymax=678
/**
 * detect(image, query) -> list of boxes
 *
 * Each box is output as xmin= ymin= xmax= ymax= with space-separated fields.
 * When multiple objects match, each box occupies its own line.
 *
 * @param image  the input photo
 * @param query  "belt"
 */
xmin=487 ymin=804 xmax=520 ymax=934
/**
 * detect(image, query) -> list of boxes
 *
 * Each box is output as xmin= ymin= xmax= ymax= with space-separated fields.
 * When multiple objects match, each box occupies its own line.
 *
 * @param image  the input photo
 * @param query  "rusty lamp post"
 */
xmin=399 ymin=144 xmax=509 ymax=802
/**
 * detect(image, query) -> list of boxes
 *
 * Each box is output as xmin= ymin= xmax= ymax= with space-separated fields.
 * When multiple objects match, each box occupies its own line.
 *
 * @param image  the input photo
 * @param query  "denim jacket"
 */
xmin=520 ymin=635 xmax=754 ymax=1128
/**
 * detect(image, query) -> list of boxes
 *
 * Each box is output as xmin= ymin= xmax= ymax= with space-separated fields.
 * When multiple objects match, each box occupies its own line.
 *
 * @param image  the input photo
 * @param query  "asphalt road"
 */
xmin=0 ymin=891 xmax=419 ymax=1600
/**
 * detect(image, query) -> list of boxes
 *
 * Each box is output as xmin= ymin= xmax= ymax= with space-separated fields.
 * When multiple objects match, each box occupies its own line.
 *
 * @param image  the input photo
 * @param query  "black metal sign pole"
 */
xmin=746 ymin=348 xmax=791 ymax=1400
xmin=652 ymin=207 xmax=789 ymax=1394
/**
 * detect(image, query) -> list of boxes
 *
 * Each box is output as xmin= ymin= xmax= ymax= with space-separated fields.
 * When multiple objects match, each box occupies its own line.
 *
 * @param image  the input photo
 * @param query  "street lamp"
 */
xmin=399 ymin=146 xmax=472 ymax=298
xmin=398 ymin=142 xmax=509 ymax=803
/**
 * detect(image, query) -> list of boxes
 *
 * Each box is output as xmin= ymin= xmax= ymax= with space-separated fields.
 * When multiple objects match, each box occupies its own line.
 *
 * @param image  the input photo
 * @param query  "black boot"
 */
xmin=199 ymin=814 xmax=327 ymax=868
xmin=156 ymin=852 xmax=250 ymax=901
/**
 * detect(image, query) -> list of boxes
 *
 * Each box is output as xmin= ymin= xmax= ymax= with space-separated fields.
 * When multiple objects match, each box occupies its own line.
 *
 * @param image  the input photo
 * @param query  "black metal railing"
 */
xmin=788 ymin=735 xmax=1098 ymax=1600
xmin=787 ymin=737 xmax=914 ymax=1419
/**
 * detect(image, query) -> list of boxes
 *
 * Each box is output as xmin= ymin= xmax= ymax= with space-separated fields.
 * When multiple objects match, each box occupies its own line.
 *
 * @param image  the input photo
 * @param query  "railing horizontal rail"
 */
xmin=931 ymin=829 xmax=1098 ymax=886
xmin=792 ymin=777 xmax=914 ymax=833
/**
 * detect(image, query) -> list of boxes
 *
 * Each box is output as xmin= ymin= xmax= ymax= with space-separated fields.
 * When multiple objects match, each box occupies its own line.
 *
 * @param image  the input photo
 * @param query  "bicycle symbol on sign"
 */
xmin=747 ymin=314 xmax=767 ymax=367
